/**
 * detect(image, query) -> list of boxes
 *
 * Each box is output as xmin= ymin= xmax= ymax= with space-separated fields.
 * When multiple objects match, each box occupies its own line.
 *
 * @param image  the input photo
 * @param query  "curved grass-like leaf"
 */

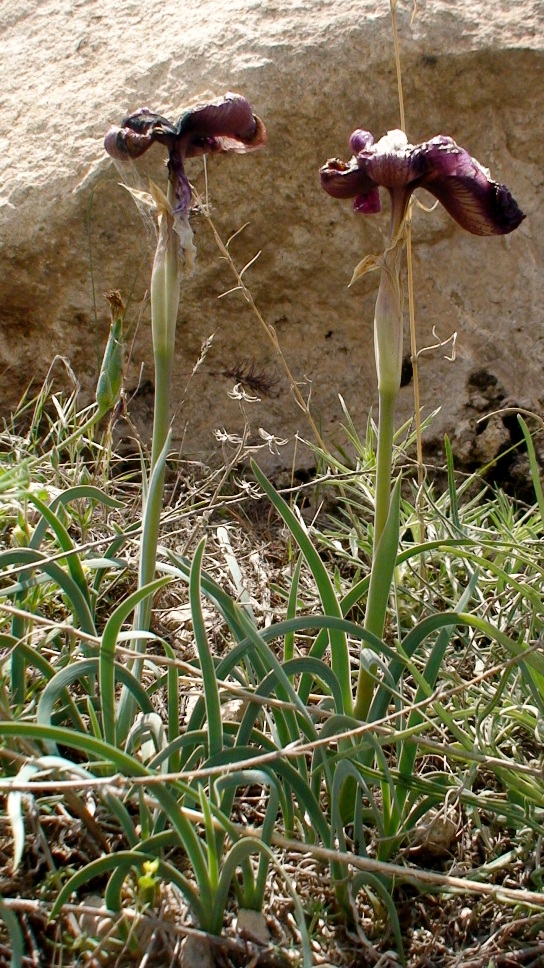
xmin=190 ymin=540 xmax=222 ymax=759
xmin=0 ymin=721 xmax=211 ymax=892
xmin=7 ymin=762 xmax=40 ymax=874
xmin=51 ymin=850 xmax=204 ymax=926
xmin=99 ymin=576 xmax=171 ymax=746
xmin=8 ymin=754 xmax=103 ymax=873
xmin=212 ymin=777 xmax=278 ymax=922
xmin=207 ymin=743 xmax=329 ymax=844
xmin=122 ymin=632 xmax=181 ymax=773
xmin=25 ymin=493 xmax=93 ymax=609
xmin=284 ymin=554 xmax=303 ymax=663
xmin=251 ymin=460 xmax=353 ymax=715
xmin=518 ymin=416 xmax=544 ymax=522
xmin=1 ymin=545 xmax=97 ymax=702
xmin=393 ymin=572 xmax=479 ymax=821
xmin=0 ymin=636 xmax=56 ymax=685
xmin=214 ymin=838 xmax=313 ymax=968
xmin=352 ymin=869 xmax=406 ymax=965
xmin=0 ymin=549 xmax=98 ymax=630
xmin=5 ymin=486 xmax=124 ymax=700
xmin=370 ymin=610 xmax=544 ymax=728
xmin=29 ymin=484 xmax=123 ymax=551
xmin=0 ymin=898 xmax=24 ymax=968
xmin=232 ymin=606 xmax=318 ymax=724
xmin=164 ymin=556 xmax=270 ymax=685
xmin=36 ymin=658 xmax=154 ymax=754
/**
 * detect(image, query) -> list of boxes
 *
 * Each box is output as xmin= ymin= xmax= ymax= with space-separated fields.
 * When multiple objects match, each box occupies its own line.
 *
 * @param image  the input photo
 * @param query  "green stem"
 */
xmin=374 ymin=387 xmax=397 ymax=547
xmin=117 ymin=179 xmax=183 ymax=739
xmin=356 ymin=192 xmax=407 ymax=721
xmin=133 ymin=348 xmax=175 ymax=636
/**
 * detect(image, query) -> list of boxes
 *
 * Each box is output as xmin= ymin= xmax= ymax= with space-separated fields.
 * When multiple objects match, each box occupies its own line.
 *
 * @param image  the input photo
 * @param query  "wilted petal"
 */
xmin=321 ymin=126 xmax=524 ymax=237
xmin=104 ymin=109 xmax=177 ymax=160
xmin=415 ymin=137 xmax=526 ymax=236
xmin=354 ymin=188 xmax=382 ymax=215
xmin=105 ymin=94 xmax=266 ymax=220
xmin=320 ymin=158 xmax=376 ymax=200
xmin=168 ymin=150 xmax=193 ymax=215
xmin=177 ymin=92 xmax=266 ymax=156
xmin=104 ymin=124 xmax=154 ymax=160
xmin=186 ymin=115 xmax=267 ymax=157
xmin=350 ymin=129 xmax=375 ymax=154
xmin=358 ymin=130 xmax=427 ymax=189
xmin=121 ymin=108 xmax=178 ymax=140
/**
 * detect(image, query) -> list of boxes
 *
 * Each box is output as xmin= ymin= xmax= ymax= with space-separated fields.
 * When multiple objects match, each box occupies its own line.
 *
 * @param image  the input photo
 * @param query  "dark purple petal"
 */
xmin=185 ymin=116 xmax=267 ymax=157
xmin=104 ymin=109 xmax=177 ymax=160
xmin=415 ymin=138 xmax=526 ymax=235
xmin=350 ymin=129 xmax=375 ymax=154
xmin=177 ymin=92 xmax=266 ymax=155
xmin=357 ymin=131 xmax=426 ymax=189
xmin=104 ymin=124 xmax=155 ymax=160
xmin=320 ymin=158 xmax=377 ymax=200
xmin=169 ymin=155 xmax=192 ymax=215
xmin=320 ymin=127 xmax=524 ymax=236
xmin=121 ymin=108 xmax=178 ymax=140
xmin=354 ymin=189 xmax=381 ymax=215
xmin=105 ymin=96 xmax=265 ymax=169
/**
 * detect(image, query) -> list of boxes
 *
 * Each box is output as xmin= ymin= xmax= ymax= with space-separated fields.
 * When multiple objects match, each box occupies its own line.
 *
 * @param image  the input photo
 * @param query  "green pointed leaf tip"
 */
xmin=96 ymin=291 xmax=125 ymax=415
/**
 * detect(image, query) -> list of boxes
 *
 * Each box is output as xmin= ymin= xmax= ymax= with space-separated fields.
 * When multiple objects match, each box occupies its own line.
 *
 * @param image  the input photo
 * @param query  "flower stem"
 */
xmin=371 ymin=223 xmax=404 ymax=548
xmin=117 ymin=179 xmax=182 ymax=739
xmin=374 ymin=386 xmax=397 ymax=547
xmin=134 ymin=180 xmax=181 ymax=630
xmin=356 ymin=198 xmax=406 ymax=721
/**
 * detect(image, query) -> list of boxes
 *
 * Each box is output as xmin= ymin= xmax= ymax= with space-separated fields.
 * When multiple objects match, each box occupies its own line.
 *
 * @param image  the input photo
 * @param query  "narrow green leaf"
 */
xmin=190 ymin=540 xmax=223 ymax=759
xmin=100 ymin=576 xmax=171 ymax=746
xmin=251 ymin=461 xmax=352 ymax=715
xmin=518 ymin=415 xmax=544 ymax=522
xmin=0 ymin=898 xmax=24 ymax=968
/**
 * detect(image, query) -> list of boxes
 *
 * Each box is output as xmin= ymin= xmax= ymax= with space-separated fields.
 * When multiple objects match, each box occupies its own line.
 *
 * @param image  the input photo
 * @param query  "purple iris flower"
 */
xmin=320 ymin=128 xmax=524 ymax=236
xmin=105 ymin=92 xmax=266 ymax=216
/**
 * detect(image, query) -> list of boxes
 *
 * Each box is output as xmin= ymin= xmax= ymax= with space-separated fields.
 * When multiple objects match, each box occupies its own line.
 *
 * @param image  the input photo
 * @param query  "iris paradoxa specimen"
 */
xmin=104 ymin=92 xmax=266 ymax=737
xmin=321 ymin=127 xmax=524 ymax=719
xmin=105 ymin=92 xmax=266 ymax=220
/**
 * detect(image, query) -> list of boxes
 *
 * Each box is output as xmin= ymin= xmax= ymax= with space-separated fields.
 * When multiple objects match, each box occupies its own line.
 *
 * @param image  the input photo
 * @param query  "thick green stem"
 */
xmin=374 ymin=387 xmax=397 ymax=548
xmin=133 ymin=349 xmax=175 ymax=636
xmin=117 ymin=180 xmax=184 ymax=739
xmin=356 ymin=193 xmax=407 ymax=721
xmin=370 ymin=220 xmax=404 ymax=553
xmin=134 ymin=180 xmax=181 ymax=633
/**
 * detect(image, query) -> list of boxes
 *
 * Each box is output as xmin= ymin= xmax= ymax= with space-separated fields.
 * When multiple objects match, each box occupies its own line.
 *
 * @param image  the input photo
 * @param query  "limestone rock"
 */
xmin=1 ymin=0 xmax=542 ymax=471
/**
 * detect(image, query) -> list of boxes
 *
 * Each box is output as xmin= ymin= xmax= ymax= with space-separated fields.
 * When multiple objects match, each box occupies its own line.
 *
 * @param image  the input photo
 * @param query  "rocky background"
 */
xmin=1 ymin=0 xmax=542 ymax=476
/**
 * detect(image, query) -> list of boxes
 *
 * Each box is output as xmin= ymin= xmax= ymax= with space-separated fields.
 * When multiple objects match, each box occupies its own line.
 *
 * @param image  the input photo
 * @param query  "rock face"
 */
xmin=1 ymin=0 xmax=542 ymax=472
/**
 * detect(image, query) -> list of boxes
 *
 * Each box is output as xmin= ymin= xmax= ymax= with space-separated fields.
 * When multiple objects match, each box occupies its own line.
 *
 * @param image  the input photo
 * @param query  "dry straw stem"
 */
xmin=199 ymin=198 xmax=327 ymax=452
xmin=0 ymin=898 xmax=270 ymax=962
xmin=390 ymin=0 xmax=426 ymax=567
xmin=2 ymin=817 xmax=544 ymax=913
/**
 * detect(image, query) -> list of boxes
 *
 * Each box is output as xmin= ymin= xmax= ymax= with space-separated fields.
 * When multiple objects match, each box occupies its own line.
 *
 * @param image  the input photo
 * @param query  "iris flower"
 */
xmin=320 ymin=128 xmax=524 ymax=237
xmin=319 ymin=128 xmax=525 ymax=538
xmin=105 ymin=92 xmax=266 ymax=218
xmin=320 ymin=127 xmax=524 ymax=721
xmin=104 ymin=93 xmax=266 ymax=738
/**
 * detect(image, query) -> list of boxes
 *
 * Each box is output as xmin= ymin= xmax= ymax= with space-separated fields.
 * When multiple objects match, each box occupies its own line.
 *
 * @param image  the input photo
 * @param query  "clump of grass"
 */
xmin=2 ymin=369 xmax=544 ymax=965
